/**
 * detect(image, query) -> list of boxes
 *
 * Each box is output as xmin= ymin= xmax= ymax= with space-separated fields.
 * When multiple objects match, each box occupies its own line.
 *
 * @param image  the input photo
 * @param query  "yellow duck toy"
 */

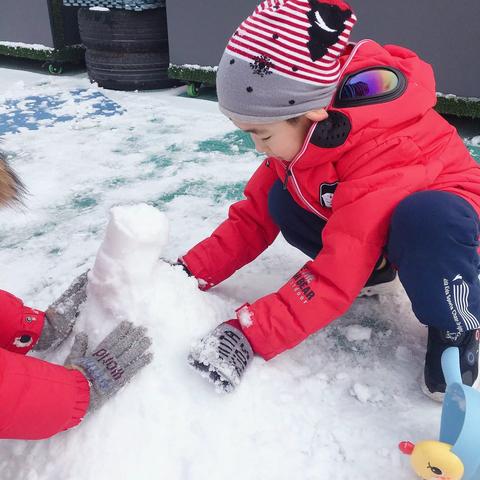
xmin=399 ymin=440 xmax=464 ymax=480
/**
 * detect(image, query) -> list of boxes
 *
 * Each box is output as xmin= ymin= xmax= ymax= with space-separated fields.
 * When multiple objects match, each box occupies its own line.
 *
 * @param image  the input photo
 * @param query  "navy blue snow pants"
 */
xmin=268 ymin=180 xmax=480 ymax=333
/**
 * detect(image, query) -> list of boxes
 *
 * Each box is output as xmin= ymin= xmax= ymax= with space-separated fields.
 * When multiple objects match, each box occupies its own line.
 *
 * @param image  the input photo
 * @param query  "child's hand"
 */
xmin=188 ymin=320 xmax=253 ymax=393
xmin=34 ymin=271 xmax=88 ymax=351
xmin=64 ymin=321 xmax=153 ymax=412
xmin=161 ymin=257 xmax=192 ymax=276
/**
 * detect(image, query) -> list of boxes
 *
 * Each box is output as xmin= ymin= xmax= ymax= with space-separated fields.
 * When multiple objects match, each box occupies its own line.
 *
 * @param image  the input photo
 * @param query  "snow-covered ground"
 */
xmin=0 ymin=66 xmax=479 ymax=480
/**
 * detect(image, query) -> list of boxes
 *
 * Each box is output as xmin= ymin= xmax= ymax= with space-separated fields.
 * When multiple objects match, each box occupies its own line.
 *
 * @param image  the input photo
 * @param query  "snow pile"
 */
xmin=86 ymin=204 xmax=169 ymax=329
xmin=1 ymin=202 xmax=229 ymax=479
xmin=0 ymin=203 xmax=435 ymax=480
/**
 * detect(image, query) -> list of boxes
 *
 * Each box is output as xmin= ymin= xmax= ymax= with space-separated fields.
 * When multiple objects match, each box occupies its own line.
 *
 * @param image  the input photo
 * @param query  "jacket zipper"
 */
xmin=279 ymin=160 xmax=327 ymax=220
xmin=290 ymin=170 xmax=327 ymax=220
xmin=283 ymin=168 xmax=291 ymax=190
xmin=278 ymin=126 xmax=328 ymax=220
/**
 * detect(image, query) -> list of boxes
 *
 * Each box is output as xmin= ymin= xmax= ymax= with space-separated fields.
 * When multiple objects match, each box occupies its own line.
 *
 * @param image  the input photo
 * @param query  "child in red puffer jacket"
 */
xmin=185 ymin=0 xmax=480 ymax=401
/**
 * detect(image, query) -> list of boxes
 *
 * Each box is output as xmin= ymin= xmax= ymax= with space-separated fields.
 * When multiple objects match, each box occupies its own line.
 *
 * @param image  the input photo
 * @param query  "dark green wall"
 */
xmin=0 ymin=0 xmax=54 ymax=47
xmin=166 ymin=0 xmax=480 ymax=98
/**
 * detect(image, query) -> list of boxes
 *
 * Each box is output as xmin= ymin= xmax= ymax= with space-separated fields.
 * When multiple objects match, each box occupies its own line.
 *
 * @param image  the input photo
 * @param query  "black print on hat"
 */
xmin=250 ymin=55 xmax=273 ymax=77
xmin=306 ymin=0 xmax=351 ymax=61
xmin=319 ymin=182 xmax=338 ymax=208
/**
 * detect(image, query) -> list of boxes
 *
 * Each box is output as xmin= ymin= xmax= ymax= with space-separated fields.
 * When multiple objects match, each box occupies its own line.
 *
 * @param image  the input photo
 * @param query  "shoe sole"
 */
xmin=420 ymin=377 xmax=447 ymax=403
xmin=358 ymin=277 xmax=399 ymax=297
xmin=419 ymin=353 xmax=480 ymax=403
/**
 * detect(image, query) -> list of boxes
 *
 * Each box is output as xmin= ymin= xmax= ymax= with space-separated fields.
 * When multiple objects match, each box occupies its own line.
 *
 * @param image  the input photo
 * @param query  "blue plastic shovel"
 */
xmin=439 ymin=347 xmax=480 ymax=480
xmin=399 ymin=346 xmax=480 ymax=480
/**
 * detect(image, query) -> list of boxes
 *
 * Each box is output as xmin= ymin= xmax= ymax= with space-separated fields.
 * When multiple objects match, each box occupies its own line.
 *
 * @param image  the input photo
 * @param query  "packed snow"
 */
xmin=0 ymin=66 xmax=479 ymax=480
xmin=0 ymin=42 xmax=54 ymax=52
xmin=170 ymin=63 xmax=219 ymax=72
xmin=86 ymin=204 xmax=169 ymax=325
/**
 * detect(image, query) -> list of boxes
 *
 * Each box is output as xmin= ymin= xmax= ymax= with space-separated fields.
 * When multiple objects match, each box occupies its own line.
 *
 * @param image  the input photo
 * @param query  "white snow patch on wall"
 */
xmin=0 ymin=41 xmax=54 ymax=51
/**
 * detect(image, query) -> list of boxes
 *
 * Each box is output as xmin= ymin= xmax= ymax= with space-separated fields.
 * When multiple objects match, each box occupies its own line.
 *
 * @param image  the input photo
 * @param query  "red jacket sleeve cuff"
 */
xmin=0 ymin=349 xmax=90 ymax=440
xmin=235 ymin=303 xmax=275 ymax=360
xmin=179 ymin=253 xmax=215 ymax=291
xmin=61 ymin=369 xmax=91 ymax=432
xmin=0 ymin=290 xmax=45 ymax=354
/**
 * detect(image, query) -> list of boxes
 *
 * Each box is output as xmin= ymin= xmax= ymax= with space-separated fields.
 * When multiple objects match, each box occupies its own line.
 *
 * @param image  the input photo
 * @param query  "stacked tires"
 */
xmin=78 ymin=7 xmax=176 ymax=90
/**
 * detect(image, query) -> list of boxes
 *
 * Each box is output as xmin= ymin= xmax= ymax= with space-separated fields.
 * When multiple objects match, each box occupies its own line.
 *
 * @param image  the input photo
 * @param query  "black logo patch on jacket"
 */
xmin=306 ymin=0 xmax=351 ymax=61
xmin=320 ymin=182 xmax=338 ymax=208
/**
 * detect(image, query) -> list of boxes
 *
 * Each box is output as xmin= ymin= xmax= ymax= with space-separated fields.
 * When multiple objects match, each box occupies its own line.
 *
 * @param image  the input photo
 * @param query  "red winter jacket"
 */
xmin=0 ymin=290 xmax=90 ymax=439
xmin=182 ymin=40 xmax=480 ymax=360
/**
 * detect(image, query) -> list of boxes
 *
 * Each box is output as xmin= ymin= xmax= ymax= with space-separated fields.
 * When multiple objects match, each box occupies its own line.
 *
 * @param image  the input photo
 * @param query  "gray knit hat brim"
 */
xmin=216 ymin=52 xmax=338 ymax=124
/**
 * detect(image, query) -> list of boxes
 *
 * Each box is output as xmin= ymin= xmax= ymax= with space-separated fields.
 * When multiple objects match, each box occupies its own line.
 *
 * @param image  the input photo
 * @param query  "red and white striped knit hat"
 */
xmin=216 ymin=0 xmax=357 ymax=123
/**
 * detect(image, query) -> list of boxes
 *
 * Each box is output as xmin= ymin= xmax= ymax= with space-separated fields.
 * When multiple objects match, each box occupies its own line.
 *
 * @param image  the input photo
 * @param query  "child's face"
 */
xmin=232 ymin=110 xmax=328 ymax=163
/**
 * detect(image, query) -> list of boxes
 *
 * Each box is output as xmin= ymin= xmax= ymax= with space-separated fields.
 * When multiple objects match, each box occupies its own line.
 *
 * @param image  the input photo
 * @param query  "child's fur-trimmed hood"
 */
xmin=0 ymin=151 xmax=26 ymax=207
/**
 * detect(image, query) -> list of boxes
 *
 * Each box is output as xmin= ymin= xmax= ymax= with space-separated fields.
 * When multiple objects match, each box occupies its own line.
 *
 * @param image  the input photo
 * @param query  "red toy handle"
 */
xmin=399 ymin=441 xmax=415 ymax=455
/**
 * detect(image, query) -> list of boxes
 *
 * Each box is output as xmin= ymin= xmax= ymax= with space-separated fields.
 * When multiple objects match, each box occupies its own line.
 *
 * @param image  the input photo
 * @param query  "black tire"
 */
xmin=86 ymin=49 xmax=176 ymax=91
xmin=78 ymin=8 xmax=168 ymax=53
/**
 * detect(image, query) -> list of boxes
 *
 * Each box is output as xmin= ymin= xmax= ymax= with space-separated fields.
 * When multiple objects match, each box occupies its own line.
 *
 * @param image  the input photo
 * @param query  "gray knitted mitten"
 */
xmin=65 ymin=321 xmax=153 ymax=412
xmin=188 ymin=321 xmax=253 ymax=393
xmin=34 ymin=271 xmax=89 ymax=351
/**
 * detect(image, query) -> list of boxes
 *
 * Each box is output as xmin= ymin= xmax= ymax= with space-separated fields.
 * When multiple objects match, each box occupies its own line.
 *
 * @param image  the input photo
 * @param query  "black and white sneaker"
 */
xmin=422 ymin=327 xmax=480 ymax=402
xmin=358 ymin=259 xmax=398 ymax=297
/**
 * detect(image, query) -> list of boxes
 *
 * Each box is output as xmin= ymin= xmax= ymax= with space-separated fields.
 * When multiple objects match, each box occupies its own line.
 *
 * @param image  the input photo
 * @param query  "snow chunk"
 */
xmin=90 ymin=6 xmax=110 ymax=11
xmin=345 ymin=325 xmax=372 ymax=342
xmin=351 ymin=383 xmax=371 ymax=403
xmin=197 ymin=278 xmax=210 ymax=290
xmin=237 ymin=305 xmax=253 ymax=328
xmin=350 ymin=383 xmax=385 ymax=404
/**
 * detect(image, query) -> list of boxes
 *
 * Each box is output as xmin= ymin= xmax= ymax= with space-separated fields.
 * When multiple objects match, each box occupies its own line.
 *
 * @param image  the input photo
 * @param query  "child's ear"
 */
xmin=305 ymin=109 xmax=329 ymax=122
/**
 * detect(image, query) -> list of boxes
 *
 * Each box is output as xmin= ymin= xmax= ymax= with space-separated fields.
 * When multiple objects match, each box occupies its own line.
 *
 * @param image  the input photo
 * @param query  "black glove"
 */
xmin=188 ymin=320 xmax=254 ymax=392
